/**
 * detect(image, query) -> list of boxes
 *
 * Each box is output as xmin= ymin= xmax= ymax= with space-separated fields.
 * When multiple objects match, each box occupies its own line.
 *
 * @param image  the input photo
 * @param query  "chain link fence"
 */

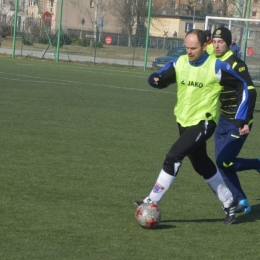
xmin=0 ymin=0 xmax=259 ymax=79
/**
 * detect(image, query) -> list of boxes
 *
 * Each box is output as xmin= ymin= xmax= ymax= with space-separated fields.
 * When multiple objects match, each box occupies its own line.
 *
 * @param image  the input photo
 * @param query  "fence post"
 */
xmin=242 ymin=0 xmax=252 ymax=62
xmin=12 ymin=0 xmax=19 ymax=58
xmin=56 ymin=0 xmax=64 ymax=62
xmin=143 ymin=0 xmax=152 ymax=71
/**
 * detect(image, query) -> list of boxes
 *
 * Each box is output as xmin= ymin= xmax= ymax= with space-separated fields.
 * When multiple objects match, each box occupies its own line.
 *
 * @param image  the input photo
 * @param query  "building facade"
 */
xmin=0 ymin=0 xmax=28 ymax=35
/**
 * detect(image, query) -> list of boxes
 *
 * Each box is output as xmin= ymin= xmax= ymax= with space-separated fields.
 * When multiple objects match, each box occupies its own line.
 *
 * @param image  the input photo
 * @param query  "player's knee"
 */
xmin=191 ymin=162 xmax=202 ymax=175
xmin=216 ymin=159 xmax=223 ymax=169
xmin=163 ymin=154 xmax=182 ymax=176
xmin=193 ymin=165 xmax=216 ymax=179
xmin=216 ymin=155 xmax=225 ymax=169
xmin=216 ymin=158 xmax=233 ymax=170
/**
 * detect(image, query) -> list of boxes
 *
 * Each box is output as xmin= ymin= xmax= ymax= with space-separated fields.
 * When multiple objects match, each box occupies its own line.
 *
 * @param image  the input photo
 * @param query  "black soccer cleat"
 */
xmin=223 ymin=197 xmax=239 ymax=224
xmin=134 ymin=201 xmax=144 ymax=207
xmin=134 ymin=197 xmax=154 ymax=208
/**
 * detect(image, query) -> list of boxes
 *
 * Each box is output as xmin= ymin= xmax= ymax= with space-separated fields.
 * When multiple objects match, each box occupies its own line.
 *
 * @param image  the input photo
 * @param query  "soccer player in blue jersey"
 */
xmin=212 ymin=27 xmax=260 ymax=214
xmin=135 ymin=29 xmax=249 ymax=224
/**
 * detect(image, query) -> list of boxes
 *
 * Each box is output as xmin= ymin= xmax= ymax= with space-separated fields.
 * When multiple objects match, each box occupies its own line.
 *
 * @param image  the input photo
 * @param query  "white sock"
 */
xmin=147 ymin=169 xmax=176 ymax=204
xmin=205 ymin=170 xmax=233 ymax=208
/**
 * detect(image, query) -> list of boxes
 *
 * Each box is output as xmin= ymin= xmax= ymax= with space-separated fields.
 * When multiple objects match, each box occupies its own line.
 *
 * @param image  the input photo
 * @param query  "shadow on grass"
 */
xmin=159 ymin=202 xmax=260 ymax=225
xmin=137 ymin=224 xmax=176 ymax=230
xmin=153 ymin=224 xmax=177 ymax=230
xmin=160 ymin=218 xmax=223 ymax=224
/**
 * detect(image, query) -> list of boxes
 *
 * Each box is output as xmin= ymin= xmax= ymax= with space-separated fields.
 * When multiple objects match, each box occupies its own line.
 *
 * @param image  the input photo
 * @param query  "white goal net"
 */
xmin=205 ymin=16 xmax=260 ymax=81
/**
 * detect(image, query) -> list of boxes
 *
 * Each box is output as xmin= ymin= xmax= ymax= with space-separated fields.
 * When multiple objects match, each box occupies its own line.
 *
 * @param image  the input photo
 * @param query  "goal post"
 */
xmin=204 ymin=16 xmax=260 ymax=80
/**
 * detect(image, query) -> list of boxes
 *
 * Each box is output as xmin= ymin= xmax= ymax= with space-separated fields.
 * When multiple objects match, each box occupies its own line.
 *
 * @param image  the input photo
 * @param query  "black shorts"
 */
xmin=163 ymin=120 xmax=217 ymax=179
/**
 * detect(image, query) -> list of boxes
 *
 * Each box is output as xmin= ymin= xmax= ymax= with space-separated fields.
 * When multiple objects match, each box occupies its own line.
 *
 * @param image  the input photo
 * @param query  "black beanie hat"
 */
xmin=204 ymin=30 xmax=211 ymax=38
xmin=212 ymin=27 xmax=232 ymax=46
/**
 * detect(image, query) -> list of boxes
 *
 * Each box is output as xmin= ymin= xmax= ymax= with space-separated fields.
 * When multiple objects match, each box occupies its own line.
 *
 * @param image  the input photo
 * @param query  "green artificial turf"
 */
xmin=0 ymin=57 xmax=260 ymax=259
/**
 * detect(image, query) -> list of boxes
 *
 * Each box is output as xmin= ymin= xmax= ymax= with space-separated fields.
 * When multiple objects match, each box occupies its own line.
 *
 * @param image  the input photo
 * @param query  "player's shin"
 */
xmin=148 ymin=169 xmax=176 ymax=204
xmin=205 ymin=169 xmax=233 ymax=208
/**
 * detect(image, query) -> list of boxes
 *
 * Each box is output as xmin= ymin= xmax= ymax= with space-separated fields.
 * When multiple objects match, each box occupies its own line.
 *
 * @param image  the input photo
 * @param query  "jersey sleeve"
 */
xmin=148 ymin=58 xmax=178 ymax=89
xmin=233 ymin=61 xmax=257 ymax=124
xmin=215 ymin=60 xmax=248 ymax=128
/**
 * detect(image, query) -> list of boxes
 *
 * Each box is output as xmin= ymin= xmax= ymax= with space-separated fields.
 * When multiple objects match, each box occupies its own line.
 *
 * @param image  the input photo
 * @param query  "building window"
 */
xmin=181 ymin=4 xmax=187 ymax=9
xmin=2 ymin=14 xmax=6 ymax=24
xmin=252 ymin=8 xmax=257 ymax=16
xmin=140 ymin=0 xmax=149 ymax=6
xmin=29 ymin=0 xmax=35 ymax=6
xmin=17 ymin=16 xmax=21 ymax=31
xmin=126 ymin=0 xmax=137 ymax=4
xmin=254 ymin=0 xmax=258 ymax=3
xmin=10 ymin=0 xmax=15 ymax=10
xmin=90 ymin=0 xmax=94 ymax=8
xmin=21 ymin=0 xmax=25 ymax=12
xmin=248 ymin=30 xmax=254 ymax=39
xmin=167 ymin=1 xmax=177 ymax=9
xmin=185 ymin=22 xmax=193 ymax=32
xmin=217 ymin=8 xmax=223 ymax=15
xmin=196 ymin=0 xmax=202 ymax=3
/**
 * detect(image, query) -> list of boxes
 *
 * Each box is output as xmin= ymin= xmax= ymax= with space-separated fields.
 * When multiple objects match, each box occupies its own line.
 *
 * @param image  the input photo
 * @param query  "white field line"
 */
xmin=15 ymin=63 xmax=148 ymax=78
xmin=1 ymin=71 xmax=260 ymax=105
xmin=0 ymin=71 xmax=175 ymax=95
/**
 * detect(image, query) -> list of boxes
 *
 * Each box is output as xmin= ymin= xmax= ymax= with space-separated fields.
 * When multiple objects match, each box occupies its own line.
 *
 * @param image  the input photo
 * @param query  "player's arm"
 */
xmin=216 ymin=60 xmax=248 ymax=129
xmin=148 ymin=58 xmax=178 ymax=89
xmin=233 ymin=62 xmax=257 ymax=124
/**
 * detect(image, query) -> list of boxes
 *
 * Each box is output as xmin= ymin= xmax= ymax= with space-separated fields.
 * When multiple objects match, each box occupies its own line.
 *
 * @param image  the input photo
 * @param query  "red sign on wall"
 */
xmin=42 ymin=11 xmax=52 ymax=23
xmin=105 ymin=36 xmax=112 ymax=44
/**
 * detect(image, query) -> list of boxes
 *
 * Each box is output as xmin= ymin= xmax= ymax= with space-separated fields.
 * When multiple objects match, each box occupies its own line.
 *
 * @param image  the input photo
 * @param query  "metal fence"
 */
xmin=0 ymin=0 xmax=259 ymax=80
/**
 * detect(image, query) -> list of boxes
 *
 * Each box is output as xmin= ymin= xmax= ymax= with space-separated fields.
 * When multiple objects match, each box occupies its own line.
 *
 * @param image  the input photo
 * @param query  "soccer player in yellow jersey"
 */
xmin=135 ymin=29 xmax=249 ymax=224
xmin=204 ymin=30 xmax=214 ymax=55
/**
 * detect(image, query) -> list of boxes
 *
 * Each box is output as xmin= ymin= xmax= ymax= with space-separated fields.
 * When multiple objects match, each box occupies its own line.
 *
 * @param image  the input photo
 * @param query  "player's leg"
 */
xmin=216 ymin=143 xmax=251 ymax=214
xmin=189 ymin=141 xmax=237 ymax=224
xmin=135 ymin=122 xmax=210 ymax=206
xmin=214 ymin=118 xmax=245 ymax=198
xmin=216 ymin=119 xmax=259 ymax=172
xmin=135 ymin=121 xmax=237 ymax=223
xmin=214 ymin=116 xmax=252 ymax=213
xmin=187 ymin=121 xmax=238 ymax=224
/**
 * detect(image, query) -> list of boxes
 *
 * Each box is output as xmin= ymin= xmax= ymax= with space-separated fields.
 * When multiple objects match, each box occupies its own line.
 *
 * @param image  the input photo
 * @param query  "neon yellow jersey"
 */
xmin=174 ymin=55 xmax=221 ymax=127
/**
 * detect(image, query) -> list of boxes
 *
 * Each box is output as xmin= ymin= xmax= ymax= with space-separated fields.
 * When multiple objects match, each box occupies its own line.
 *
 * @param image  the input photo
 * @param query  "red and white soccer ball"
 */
xmin=135 ymin=203 xmax=161 ymax=229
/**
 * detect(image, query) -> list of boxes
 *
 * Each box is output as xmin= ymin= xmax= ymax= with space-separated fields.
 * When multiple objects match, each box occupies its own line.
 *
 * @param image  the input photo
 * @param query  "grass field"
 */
xmin=0 ymin=57 xmax=260 ymax=259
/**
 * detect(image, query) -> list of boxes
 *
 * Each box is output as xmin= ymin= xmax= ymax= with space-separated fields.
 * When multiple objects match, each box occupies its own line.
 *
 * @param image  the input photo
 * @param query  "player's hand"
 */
xmin=239 ymin=124 xmax=249 ymax=135
xmin=153 ymin=77 xmax=159 ymax=85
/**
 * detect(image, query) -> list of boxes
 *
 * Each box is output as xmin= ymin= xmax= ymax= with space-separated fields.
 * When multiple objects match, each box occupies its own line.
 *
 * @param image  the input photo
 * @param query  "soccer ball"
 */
xmin=135 ymin=203 xmax=161 ymax=229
